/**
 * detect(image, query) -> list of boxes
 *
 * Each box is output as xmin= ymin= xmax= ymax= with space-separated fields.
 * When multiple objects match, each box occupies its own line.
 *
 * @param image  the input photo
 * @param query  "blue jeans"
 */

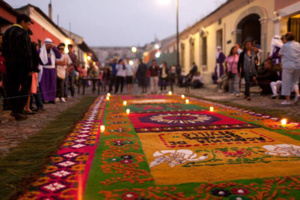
xmin=229 ymin=73 xmax=239 ymax=95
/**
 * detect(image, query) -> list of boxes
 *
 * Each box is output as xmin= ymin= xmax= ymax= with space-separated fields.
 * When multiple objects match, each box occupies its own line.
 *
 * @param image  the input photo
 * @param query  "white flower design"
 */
xmin=57 ymin=161 xmax=76 ymax=167
xmin=263 ymin=144 xmax=300 ymax=157
xmin=42 ymin=182 xmax=66 ymax=192
xmin=51 ymin=170 xmax=71 ymax=178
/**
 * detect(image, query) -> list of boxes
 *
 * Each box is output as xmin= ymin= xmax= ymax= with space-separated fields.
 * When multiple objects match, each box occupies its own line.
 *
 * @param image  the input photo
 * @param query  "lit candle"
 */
xmin=106 ymin=96 xmax=110 ymax=101
xmin=168 ymin=91 xmax=172 ymax=95
xmin=281 ymin=118 xmax=287 ymax=126
xmin=210 ymin=107 xmax=214 ymax=112
xmin=100 ymin=125 xmax=105 ymax=133
xmin=181 ymin=95 xmax=185 ymax=99
xmin=123 ymin=101 xmax=127 ymax=106
xmin=107 ymin=93 xmax=111 ymax=97
xmin=126 ymin=109 xmax=130 ymax=114
xmin=185 ymin=99 xmax=189 ymax=104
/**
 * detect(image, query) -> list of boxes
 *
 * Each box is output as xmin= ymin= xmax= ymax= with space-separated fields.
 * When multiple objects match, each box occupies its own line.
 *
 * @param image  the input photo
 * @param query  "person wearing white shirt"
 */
xmin=115 ymin=59 xmax=126 ymax=94
xmin=56 ymin=43 xmax=71 ymax=102
xmin=279 ymin=32 xmax=300 ymax=105
xmin=125 ymin=58 xmax=135 ymax=94
xmin=191 ymin=72 xmax=203 ymax=88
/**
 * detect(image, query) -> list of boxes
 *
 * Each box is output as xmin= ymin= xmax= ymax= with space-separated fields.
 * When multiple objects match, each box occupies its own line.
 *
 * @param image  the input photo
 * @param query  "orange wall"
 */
xmin=275 ymin=0 xmax=299 ymax=10
xmin=0 ymin=7 xmax=16 ymax=24
xmin=30 ymin=19 xmax=61 ymax=46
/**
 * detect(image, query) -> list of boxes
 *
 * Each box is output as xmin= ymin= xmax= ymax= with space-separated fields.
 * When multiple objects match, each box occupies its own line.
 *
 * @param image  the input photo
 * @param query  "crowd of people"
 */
xmin=212 ymin=32 xmax=300 ymax=104
xmin=0 ymin=14 xmax=82 ymax=121
xmin=1 ymin=14 xmax=299 ymax=121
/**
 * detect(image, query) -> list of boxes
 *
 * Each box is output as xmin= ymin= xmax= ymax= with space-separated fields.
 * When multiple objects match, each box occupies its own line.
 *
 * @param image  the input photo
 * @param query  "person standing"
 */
xmin=279 ymin=32 xmax=300 ymax=105
xmin=213 ymin=46 xmax=226 ymax=84
xmin=159 ymin=61 xmax=168 ymax=92
xmin=108 ymin=57 xmax=118 ymax=93
xmin=2 ymin=14 xmax=33 ymax=120
xmin=136 ymin=58 xmax=148 ymax=93
xmin=225 ymin=46 xmax=239 ymax=96
xmin=115 ymin=59 xmax=126 ymax=94
xmin=67 ymin=44 xmax=77 ymax=98
xmin=238 ymin=40 xmax=257 ymax=101
xmin=39 ymin=38 xmax=61 ymax=103
xmin=125 ymin=58 xmax=135 ymax=94
xmin=148 ymin=59 xmax=160 ymax=94
xmin=56 ymin=43 xmax=71 ymax=102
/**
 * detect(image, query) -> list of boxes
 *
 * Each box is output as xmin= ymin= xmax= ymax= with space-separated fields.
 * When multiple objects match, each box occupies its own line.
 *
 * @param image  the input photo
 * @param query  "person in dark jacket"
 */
xmin=136 ymin=59 xmax=148 ymax=93
xmin=257 ymin=59 xmax=279 ymax=95
xmin=238 ymin=40 xmax=258 ymax=101
xmin=2 ymin=14 xmax=33 ymax=120
xmin=148 ymin=59 xmax=160 ymax=94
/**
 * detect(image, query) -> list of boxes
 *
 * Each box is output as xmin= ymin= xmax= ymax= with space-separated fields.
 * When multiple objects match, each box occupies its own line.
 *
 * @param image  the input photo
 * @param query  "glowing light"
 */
xmin=131 ymin=46 xmax=137 ymax=53
xmin=185 ymin=99 xmax=189 ymax=104
xmin=168 ymin=91 xmax=172 ymax=95
xmin=107 ymin=93 xmax=111 ymax=97
xmin=210 ymin=107 xmax=214 ymax=112
xmin=154 ymin=44 xmax=160 ymax=49
xmin=87 ymin=56 xmax=91 ymax=61
xmin=281 ymin=118 xmax=287 ymax=126
xmin=181 ymin=95 xmax=185 ymax=99
xmin=158 ymin=0 xmax=172 ymax=5
xmin=129 ymin=60 xmax=134 ymax=65
xmin=155 ymin=51 xmax=161 ymax=58
xmin=123 ymin=101 xmax=127 ymax=106
xmin=106 ymin=96 xmax=110 ymax=101
xmin=126 ymin=109 xmax=130 ymax=115
xmin=100 ymin=125 xmax=105 ymax=133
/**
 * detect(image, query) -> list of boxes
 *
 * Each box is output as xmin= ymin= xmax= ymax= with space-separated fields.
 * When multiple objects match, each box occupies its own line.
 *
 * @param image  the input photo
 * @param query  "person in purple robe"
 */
xmin=39 ymin=38 xmax=62 ymax=103
xmin=213 ymin=46 xmax=226 ymax=84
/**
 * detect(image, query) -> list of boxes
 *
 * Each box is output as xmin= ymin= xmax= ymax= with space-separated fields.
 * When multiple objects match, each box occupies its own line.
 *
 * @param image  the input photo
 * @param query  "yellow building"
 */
xmin=179 ymin=0 xmax=300 ymax=83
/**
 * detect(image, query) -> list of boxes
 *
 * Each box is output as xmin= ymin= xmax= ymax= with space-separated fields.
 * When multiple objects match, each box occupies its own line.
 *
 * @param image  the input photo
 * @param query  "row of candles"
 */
xmin=102 ymin=92 xmax=288 ymax=131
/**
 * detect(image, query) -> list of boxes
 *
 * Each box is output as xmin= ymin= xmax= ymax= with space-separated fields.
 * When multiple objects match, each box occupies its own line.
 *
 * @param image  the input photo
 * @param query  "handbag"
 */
xmin=227 ymin=56 xmax=236 ymax=79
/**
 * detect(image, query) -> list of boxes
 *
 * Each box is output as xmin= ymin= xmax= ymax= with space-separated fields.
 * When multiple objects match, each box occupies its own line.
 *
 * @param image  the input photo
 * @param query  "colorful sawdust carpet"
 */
xmin=20 ymin=95 xmax=300 ymax=200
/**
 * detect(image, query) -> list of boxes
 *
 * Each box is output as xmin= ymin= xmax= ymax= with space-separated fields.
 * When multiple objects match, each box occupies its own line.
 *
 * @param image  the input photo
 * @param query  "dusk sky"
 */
xmin=5 ymin=0 xmax=226 ymax=47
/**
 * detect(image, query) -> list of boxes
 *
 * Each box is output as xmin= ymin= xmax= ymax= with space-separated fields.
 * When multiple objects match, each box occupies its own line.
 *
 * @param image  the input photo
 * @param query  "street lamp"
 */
xmin=131 ymin=46 xmax=137 ymax=53
xmin=158 ymin=0 xmax=180 ymax=69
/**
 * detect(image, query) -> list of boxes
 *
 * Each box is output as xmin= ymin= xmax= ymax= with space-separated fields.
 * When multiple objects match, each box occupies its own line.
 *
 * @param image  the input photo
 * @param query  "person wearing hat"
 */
xmin=213 ymin=46 xmax=226 ymax=84
xmin=39 ymin=38 xmax=62 ymax=104
xmin=2 ymin=14 xmax=33 ymax=120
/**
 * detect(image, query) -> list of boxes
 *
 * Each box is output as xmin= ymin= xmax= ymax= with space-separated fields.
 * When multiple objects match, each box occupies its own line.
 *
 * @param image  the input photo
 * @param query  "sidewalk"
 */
xmin=0 ymin=88 xmax=97 ymax=157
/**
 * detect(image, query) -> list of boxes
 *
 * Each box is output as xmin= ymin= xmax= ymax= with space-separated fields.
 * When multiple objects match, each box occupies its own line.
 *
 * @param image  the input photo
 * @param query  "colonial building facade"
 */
xmin=179 ymin=0 xmax=300 ymax=83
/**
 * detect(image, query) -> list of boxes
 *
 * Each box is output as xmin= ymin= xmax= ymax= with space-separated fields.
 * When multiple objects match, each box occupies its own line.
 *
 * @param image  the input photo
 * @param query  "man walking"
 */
xmin=108 ymin=57 xmax=118 ymax=93
xmin=67 ymin=44 xmax=77 ymax=98
xmin=2 ymin=14 xmax=33 ymax=120
xmin=148 ymin=59 xmax=160 ymax=94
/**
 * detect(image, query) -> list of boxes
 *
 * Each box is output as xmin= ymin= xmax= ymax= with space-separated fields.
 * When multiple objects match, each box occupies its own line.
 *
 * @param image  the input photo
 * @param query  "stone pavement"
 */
xmin=1 ymin=83 xmax=299 ymax=157
xmin=0 ymin=88 xmax=97 ymax=157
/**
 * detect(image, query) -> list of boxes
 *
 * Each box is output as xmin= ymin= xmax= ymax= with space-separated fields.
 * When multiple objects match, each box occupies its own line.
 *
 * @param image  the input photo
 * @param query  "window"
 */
xmin=181 ymin=43 xmax=185 ymax=69
xmin=189 ymin=38 xmax=195 ymax=66
xmin=202 ymin=37 xmax=207 ymax=65
xmin=216 ymin=29 xmax=223 ymax=48
xmin=288 ymin=17 xmax=300 ymax=42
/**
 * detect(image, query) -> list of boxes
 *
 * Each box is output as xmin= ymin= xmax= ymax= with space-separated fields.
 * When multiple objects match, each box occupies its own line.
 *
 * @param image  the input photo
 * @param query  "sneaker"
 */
xmin=271 ymin=94 xmax=278 ymax=99
xmin=281 ymin=101 xmax=291 ymax=105
xmin=61 ymin=98 xmax=67 ymax=103
xmin=294 ymin=95 xmax=300 ymax=104
xmin=55 ymin=97 xmax=60 ymax=102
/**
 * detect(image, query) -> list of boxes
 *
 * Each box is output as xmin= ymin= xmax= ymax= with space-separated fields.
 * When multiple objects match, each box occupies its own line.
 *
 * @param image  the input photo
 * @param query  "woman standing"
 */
xmin=226 ymin=46 xmax=239 ymax=96
xmin=159 ymin=61 xmax=168 ymax=92
xmin=279 ymin=32 xmax=300 ymax=105
xmin=238 ymin=40 xmax=257 ymax=101
xmin=115 ymin=59 xmax=126 ymax=94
